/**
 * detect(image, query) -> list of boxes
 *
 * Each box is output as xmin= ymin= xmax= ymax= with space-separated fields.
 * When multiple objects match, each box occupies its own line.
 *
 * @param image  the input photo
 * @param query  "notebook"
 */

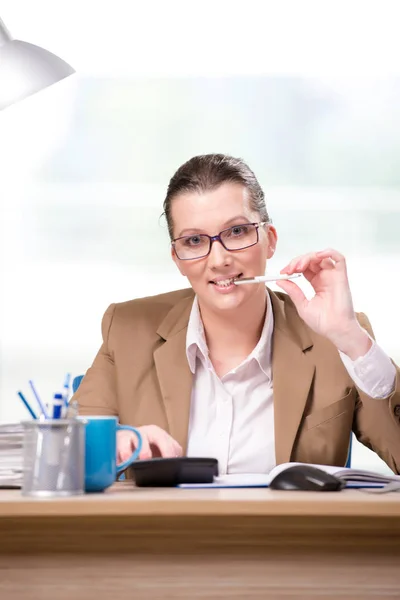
xmin=178 ymin=461 xmax=400 ymax=489
xmin=0 ymin=424 xmax=23 ymax=489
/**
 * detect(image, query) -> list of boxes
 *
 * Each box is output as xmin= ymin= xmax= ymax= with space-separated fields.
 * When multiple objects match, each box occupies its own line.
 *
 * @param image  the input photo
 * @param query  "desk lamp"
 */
xmin=0 ymin=16 xmax=75 ymax=110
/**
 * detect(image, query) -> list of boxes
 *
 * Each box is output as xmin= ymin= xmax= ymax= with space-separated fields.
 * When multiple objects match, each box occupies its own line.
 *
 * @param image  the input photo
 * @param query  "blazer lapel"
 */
xmin=154 ymin=294 xmax=194 ymax=453
xmin=270 ymin=291 xmax=315 ymax=465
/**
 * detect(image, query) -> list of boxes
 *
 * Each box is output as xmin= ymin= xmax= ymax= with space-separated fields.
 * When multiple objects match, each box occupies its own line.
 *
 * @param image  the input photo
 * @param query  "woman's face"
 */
xmin=170 ymin=182 xmax=277 ymax=314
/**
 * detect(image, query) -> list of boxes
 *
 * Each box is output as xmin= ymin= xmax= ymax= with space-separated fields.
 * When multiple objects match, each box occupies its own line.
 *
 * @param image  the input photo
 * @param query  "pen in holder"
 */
xmin=21 ymin=418 xmax=85 ymax=497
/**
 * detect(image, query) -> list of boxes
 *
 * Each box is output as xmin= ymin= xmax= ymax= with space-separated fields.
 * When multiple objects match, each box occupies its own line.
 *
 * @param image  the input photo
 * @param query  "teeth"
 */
xmin=214 ymin=277 xmax=237 ymax=287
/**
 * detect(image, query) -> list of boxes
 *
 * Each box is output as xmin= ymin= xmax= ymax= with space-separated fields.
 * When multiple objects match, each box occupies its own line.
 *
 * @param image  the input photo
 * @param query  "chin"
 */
xmin=198 ymin=286 xmax=245 ymax=313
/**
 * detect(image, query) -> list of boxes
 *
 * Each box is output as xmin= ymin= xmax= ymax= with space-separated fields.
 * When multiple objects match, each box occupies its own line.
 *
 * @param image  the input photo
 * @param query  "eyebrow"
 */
xmin=176 ymin=216 xmax=252 ymax=238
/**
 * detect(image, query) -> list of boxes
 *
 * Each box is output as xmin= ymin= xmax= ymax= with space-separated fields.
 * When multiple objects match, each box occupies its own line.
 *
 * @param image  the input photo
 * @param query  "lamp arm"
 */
xmin=0 ymin=18 xmax=12 ymax=46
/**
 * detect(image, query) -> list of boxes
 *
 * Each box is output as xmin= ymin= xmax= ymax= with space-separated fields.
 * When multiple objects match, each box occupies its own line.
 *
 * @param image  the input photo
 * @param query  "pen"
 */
xmin=62 ymin=373 xmax=71 ymax=403
xmin=233 ymin=273 xmax=302 ymax=286
xmin=49 ymin=393 xmax=64 ymax=419
xmin=17 ymin=391 xmax=37 ymax=419
xmin=28 ymin=379 xmax=48 ymax=418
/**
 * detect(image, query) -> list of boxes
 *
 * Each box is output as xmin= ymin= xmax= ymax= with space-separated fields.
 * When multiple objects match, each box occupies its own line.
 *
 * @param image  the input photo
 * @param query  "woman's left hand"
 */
xmin=276 ymin=248 xmax=372 ymax=359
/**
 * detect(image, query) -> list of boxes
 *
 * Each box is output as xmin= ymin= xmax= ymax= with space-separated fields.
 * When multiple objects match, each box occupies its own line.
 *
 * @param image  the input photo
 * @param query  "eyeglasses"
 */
xmin=172 ymin=222 xmax=269 ymax=260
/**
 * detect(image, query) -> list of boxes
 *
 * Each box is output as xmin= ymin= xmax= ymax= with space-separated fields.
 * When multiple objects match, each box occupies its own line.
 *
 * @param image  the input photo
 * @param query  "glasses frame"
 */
xmin=172 ymin=221 xmax=270 ymax=261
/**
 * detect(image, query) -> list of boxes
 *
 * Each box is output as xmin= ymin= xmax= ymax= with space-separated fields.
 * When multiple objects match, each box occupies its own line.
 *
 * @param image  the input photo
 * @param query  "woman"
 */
xmin=75 ymin=153 xmax=400 ymax=474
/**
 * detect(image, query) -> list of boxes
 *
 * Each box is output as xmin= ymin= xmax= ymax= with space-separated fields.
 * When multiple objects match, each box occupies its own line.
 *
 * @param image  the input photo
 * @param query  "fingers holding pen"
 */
xmin=281 ymin=249 xmax=345 ymax=279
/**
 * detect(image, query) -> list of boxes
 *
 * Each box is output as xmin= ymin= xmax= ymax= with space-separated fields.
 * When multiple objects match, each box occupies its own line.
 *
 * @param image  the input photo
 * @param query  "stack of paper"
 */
xmin=0 ymin=424 xmax=23 ymax=488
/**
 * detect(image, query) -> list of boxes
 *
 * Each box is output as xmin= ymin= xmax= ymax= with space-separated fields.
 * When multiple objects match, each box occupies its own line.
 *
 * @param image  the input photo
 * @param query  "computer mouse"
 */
xmin=269 ymin=465 xmax=345 ymax=492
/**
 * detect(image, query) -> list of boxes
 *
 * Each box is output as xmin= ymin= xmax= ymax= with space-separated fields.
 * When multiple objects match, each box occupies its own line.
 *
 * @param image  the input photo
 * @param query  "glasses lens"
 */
xmin=175 ymin=234 xmax=210 ymax=259
xmin=221 ymin=224 xmax=258 ymax=250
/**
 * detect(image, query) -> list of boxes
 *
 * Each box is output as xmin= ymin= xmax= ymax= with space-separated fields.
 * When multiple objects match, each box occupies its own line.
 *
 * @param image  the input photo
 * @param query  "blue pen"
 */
xmin=17 ymin=391 xmax=37 ymax=419
xmin=28 ymin=380 xmax=48 ymax=418
xmin=49 ymin=393 xmax=64 ymax=419
xmin=62 ymin=373 xmax=71 ymax=407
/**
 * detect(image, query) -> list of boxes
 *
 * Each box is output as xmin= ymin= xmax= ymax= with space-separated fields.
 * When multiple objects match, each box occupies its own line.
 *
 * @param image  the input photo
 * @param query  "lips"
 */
xmin=210 ymin=273 xmax=243 ymax=287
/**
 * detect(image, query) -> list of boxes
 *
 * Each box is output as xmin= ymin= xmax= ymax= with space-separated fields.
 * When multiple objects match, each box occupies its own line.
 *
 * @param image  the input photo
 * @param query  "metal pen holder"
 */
xmin=22 ymin=419 xmax=85 ymax=497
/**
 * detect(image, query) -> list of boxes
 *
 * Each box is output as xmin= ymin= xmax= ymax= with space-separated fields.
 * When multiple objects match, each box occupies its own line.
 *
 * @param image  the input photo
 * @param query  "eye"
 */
xmin=230 ymin=225 xmax=249 ymax=236
xmin=184 ymin=235 xmax=203 ymax=246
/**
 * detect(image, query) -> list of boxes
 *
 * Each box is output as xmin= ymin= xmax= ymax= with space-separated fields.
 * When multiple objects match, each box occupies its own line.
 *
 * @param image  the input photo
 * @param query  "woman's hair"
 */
xmin=162 ymin=153 xmax=270 ymax=240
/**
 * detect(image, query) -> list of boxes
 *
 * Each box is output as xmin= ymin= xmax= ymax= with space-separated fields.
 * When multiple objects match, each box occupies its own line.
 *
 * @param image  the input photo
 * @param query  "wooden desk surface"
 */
xmin=0 ymin=481 xmax=399 ymax=517
xmin=1 ymin=483 xmax=400 ymax=599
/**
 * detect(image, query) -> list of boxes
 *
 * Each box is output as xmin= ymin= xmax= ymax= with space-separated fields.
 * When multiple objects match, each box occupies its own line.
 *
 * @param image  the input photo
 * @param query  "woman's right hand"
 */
xmin=117 ymin=424 xmax=183 ymax=463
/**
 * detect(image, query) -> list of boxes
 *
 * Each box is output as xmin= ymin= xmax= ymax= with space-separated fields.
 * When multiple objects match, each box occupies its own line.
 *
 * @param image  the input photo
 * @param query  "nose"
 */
xmin=207 ymin=238 xmax=232 ymax=270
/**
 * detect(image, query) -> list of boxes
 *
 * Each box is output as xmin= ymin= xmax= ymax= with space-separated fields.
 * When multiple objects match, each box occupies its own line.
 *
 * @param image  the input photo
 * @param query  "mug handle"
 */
xmin=116 ymin=425 xmax=143 ymax=473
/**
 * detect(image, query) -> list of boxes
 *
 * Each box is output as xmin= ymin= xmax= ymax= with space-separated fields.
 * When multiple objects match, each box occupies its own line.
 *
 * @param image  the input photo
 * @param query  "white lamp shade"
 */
xmin=0 ymin=38 xmax=75 ymax=111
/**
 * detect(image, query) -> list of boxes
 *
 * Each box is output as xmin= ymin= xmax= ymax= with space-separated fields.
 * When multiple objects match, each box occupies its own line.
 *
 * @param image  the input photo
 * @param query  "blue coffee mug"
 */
xmin=82 ymin=416 xmax=142 ymax=492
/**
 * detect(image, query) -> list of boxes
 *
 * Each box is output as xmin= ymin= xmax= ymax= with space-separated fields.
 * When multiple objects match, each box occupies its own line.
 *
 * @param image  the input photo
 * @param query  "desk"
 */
xmin=0 ymin=483 xmax=400 ymax=599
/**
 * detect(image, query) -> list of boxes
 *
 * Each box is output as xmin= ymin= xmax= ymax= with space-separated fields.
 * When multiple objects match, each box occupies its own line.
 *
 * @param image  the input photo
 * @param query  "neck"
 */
xmin=199 ymin=287 xmax=268 ymax=359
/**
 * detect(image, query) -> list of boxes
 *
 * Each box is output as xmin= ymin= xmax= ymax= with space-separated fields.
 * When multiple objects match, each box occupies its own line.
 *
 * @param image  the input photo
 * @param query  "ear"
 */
xmin=171 ymin=245 xmax=185 ymax=275
xmin=266 ymin=225 xmax=278 ymax=259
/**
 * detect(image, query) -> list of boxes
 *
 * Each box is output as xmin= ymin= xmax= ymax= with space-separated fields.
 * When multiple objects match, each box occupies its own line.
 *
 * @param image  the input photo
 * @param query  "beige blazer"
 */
xmin=75 ymin=288 xmax=400 ymax=473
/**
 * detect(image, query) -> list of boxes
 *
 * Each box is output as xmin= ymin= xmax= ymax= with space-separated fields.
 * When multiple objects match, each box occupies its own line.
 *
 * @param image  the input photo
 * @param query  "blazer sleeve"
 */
xmin=73 ymin=304 xmax=119 ymax=416
xmin=353 ymin=312 xmax=400 ymax=474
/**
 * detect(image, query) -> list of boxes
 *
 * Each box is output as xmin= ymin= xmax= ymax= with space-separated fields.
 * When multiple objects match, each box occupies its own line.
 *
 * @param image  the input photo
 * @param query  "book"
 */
xmin=178 ymin=461 xmax=400 ymax=489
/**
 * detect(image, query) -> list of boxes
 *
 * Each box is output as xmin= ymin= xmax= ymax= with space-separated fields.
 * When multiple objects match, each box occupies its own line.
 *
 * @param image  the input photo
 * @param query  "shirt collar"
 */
xmin=185 ymin=291 xmax=274 ymax=380
xmin=245 ymin=290 xmax=273 ymax=379
xmin=186 ymin=296 xmax=209 ymax=373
